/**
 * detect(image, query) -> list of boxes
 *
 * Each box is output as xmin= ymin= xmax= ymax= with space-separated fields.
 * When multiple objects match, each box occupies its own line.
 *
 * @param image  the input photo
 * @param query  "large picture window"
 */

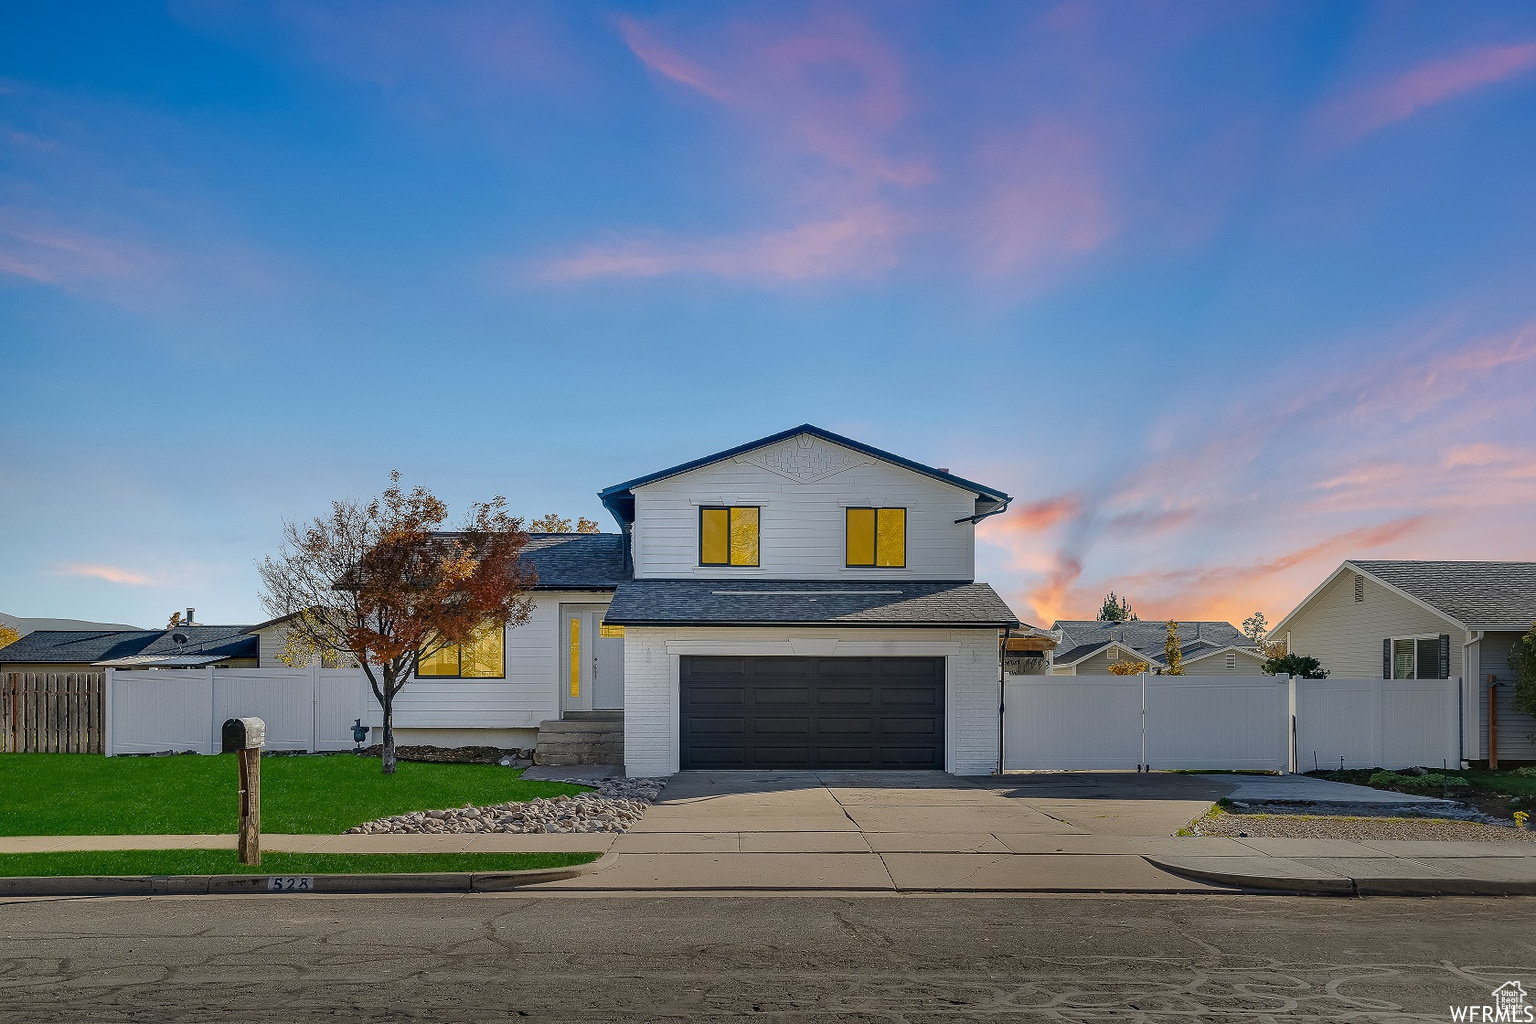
xmin=417 ymin=622 xmax=505 ymax=679
xmin=700 ymin=506 xmax=759 ymax=566
xmin=846 ymin=507 xmax=906 ymax=567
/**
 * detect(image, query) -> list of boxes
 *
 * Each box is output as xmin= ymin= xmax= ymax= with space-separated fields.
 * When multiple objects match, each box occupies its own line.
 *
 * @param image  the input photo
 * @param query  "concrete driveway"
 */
xmin=546 ymin=770 xmax=1241 ymax=892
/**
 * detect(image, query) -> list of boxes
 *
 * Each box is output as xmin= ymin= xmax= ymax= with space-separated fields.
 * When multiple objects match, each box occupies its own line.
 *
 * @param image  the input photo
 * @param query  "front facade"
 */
xmin=1047 ymin=620 xmax=1265 ymax=676
xmin=601 ymin=425 xmax=1018 ymax=776
xmin=1274 ymin=560 xmax=1536 ymax=764
xmin=269 ymin=425 xmax=1022 ymax=774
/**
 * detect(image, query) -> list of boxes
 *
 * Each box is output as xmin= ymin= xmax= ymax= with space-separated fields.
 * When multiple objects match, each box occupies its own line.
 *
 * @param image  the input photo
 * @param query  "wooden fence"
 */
xmin=1 ymin=672 xmax=105 ymax=753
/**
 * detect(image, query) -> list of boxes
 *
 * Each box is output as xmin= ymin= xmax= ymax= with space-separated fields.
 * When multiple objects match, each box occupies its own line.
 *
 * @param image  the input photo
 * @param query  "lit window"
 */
xmin=700 ymin=506 xmax=759 ymax=566
xmin=846 ymin=507 xmax=906 ymax=567
xmin=417 ymin=622 xmax=505 ymax=679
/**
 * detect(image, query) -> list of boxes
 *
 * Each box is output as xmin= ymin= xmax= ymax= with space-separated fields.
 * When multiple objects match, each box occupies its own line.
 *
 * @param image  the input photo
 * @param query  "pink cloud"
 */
xmin=1317 ymin=40 xmax=1536 ymax=145
xmin=972 ymin=121 xmax=1116 ymax=277
xmin=540 ymin=204 xmax=908 ymax=283
xmin=0 ymin=214 xmax=166 ymax=289
xmin=55 ymin=563 xmax=162 ymax=587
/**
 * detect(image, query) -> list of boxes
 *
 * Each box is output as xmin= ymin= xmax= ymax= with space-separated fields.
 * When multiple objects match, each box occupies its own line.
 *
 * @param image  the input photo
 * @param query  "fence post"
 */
xmin=1286 ymin=675 xmax=1297 ymax=774
xmin=103 ymin=668 xmax=114 ymax=756
xmin=1140 ymin=672 xmax=1148 ymax=771
xmin=310 ymin=660 xmax=321 ymax=753
xmin=206 ymin=665 xmax=218 ymax=755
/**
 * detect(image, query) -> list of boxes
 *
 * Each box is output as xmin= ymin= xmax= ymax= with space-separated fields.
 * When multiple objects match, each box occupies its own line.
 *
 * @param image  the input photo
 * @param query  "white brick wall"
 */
xmin=622 ymin=626 xmax=1002 ymax=777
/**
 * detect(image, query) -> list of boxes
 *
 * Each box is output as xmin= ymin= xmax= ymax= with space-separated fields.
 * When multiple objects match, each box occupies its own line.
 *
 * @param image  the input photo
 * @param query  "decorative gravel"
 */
xmin=345 ymin=777 xmax=666 ymax=836
xmin=1193 ymin=812 xmax=1536 ymax=843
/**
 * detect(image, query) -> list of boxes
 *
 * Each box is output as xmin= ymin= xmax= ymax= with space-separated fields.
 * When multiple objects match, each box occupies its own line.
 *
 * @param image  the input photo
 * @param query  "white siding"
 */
xmin=622 ymin=625 xmax=1002 ymax=777
xmin=1068 ymin=649 xmax=1151 ymax=675
xmin=1283 ymin=570 xmax=1463 ymax=680
xmin=380 ymin=590 xmax=610 ymax=730
xmin=1478 ymin=630 xmax=1536 ymax=763
xmin=631 ymin=433 xmax=980 ymax=580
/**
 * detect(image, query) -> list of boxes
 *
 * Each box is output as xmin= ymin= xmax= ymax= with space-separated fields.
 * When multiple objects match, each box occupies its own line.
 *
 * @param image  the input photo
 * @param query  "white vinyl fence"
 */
xmin=1004 ymin=675 xmax=1461 ymax=772
xmin=1293 ymin=677 xmax=1462 ymax=773
xmin=105 ymin=666 xmax=373 ymax=756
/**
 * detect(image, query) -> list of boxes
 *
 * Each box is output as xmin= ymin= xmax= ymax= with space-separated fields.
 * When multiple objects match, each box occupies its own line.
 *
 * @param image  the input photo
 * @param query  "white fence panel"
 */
xmin=317 ymin=670 xmax=373 ymax=750
xmin=1004 ymin=676 xmax=1143 ymax=769
xmin=107 ymin=666 xmax=375 ymax=756
xmin=1145 ymin=676 xmax=1288 ymax=771
xmin=1294 ymin=677 xmax=1460 ymax=771
xmin=108 ymin=670 xmax=216 ymax=754
xmin=212 ymin=670 xmax=314 ymax=751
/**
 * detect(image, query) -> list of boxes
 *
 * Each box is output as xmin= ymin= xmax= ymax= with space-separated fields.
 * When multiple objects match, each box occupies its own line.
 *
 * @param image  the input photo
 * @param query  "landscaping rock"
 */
xmin=344 ymin=777 xmax=666 ymax=836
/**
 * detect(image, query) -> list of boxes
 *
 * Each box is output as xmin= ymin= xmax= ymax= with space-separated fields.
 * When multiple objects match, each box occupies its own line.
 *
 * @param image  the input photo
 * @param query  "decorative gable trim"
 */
xmin=733 ymin=433 xmax=874 ymax=484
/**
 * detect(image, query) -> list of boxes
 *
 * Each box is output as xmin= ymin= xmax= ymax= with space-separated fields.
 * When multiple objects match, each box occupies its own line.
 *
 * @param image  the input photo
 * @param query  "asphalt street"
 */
xmin=1 ymin=894 xmax=1530 ymax=1022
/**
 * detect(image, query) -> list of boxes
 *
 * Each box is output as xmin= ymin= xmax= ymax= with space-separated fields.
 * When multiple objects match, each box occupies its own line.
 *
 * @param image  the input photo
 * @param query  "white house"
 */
xmin=1273 ymin=560 xmax=1536 ymax=765
xmin=319 ymin=425 xmax=1021 ymax=776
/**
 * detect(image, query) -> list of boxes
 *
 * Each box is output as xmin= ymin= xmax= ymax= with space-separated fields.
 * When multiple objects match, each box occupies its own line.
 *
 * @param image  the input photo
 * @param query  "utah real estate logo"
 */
xmin=1452 ymin=981 xmax=1533 ymax=1022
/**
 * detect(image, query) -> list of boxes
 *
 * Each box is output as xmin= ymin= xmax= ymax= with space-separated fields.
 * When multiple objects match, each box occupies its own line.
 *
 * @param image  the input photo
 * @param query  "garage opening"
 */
xmin=679 ymin=656 xmax=945 ymax=770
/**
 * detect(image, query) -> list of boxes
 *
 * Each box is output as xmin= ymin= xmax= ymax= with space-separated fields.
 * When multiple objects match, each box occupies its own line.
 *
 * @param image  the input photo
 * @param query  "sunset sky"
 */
xmin=3 ymin=1 xmax=1535 ymax=630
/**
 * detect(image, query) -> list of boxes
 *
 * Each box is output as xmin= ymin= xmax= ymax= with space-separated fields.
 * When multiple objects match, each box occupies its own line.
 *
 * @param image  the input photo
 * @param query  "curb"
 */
xmin=1143 ymin=855 xmax=1536 ymax=897
xmin=0 ymin=862 xmax=598 ymax=898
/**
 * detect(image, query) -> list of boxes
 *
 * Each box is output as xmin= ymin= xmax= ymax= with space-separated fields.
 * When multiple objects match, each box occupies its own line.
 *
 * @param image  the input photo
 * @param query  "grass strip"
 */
xmin=0 ymin=850 xmax=599 ymax=877
xmin=0 ymin=753 xmax=588 ymax=836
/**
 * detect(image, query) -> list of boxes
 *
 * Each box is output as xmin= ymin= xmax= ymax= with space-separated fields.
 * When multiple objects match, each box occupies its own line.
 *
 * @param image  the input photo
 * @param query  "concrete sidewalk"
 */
xmin=5 ymin=771 xmax=1532 ymax=895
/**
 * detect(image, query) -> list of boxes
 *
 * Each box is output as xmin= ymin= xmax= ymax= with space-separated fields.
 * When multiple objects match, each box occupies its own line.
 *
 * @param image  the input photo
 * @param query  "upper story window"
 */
xmin=700 ymin=506 xmax=759 ymax=566
xmin=846 ymin=507 xmax=906 ymax=567
xmin=417 ymin=622 xmax=505 ymax=679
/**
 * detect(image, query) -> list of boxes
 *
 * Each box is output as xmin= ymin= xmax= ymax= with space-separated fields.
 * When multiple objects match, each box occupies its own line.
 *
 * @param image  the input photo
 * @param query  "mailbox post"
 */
xmin=222 ymin=717 xmax=266 ymax=866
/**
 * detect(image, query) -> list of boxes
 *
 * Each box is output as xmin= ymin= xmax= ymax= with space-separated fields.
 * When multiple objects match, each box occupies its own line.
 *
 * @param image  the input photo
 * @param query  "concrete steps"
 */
xmin=535 ymin=712 xmax=624 ymax=767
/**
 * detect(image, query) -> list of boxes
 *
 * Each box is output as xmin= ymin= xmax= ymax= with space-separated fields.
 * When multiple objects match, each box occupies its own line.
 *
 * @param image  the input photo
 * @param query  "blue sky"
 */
xmin=3 ymin=0 xmax=1535 ymax=629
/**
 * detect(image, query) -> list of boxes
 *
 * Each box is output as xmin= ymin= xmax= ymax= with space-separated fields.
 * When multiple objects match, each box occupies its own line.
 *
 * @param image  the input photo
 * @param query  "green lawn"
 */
xmin=0 ymin=753 xmax=588 ymax=835
xmin=0 ymin=850 xmax=598 ymax=877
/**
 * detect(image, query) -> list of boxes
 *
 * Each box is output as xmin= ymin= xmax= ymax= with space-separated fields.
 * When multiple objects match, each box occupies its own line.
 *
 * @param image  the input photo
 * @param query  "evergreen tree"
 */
xmin=1098 ymin=592 xmax=1137 ymax=622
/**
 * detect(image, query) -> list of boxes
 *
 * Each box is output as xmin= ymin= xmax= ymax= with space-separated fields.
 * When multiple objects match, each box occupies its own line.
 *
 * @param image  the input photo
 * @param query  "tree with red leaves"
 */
xmin=257 ymin=473 xmax=535 ymax=774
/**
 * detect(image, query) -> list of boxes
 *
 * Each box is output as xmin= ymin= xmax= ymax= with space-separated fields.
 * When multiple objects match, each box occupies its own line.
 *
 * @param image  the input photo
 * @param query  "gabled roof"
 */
xmin=0 ymin=625 xmax=257 ymax=666
xmin=603 ymin=579 xmax=1020 ymax=628
xmin=1351 ymin=560 xmax=1536 ymax=631
xmin=1273 ymin=560 xmax=1536 ymax=635
xmin=1182 ymin=643 xmax=1268 ymax=665
xmin=597 ymin=424 xmax=1010 ymax=526
xmin=1049 ymin=619 xmax=1256 ymax=667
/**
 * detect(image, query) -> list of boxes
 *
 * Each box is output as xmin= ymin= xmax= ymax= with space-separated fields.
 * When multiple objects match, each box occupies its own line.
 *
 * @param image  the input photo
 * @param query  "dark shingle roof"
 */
xmin=597 ymin=424 xmax=1010 ymax=526
xmin=604 ymin=580 xmax=1020 ymax=627
xmin=520 ymin=533 xmax=628 ymax=589
xmin=1352 ymin=560 xmax=1536 ymax=630
xmin=0 ymin=626 xmax=256 ymax=665
xmin=1050 ymin=620 xmax=1254 ymax=666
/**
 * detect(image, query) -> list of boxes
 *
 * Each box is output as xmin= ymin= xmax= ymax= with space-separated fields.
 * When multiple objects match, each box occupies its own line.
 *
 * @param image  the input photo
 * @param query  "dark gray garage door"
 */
xmin=679 ymin=656 xmax=945 ymax=770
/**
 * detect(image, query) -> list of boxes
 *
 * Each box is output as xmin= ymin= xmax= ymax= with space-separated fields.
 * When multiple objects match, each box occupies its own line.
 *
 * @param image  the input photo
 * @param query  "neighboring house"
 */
xmin=0 ymin=624 xmax=258 ymax=674
xmin=370 ymin=424 xmax=1022 ymax=775
xmin=1272 ymin=560 xmax=1536 ymax=765
xmin=1047 ymin=619 xmax=1265 ymax=676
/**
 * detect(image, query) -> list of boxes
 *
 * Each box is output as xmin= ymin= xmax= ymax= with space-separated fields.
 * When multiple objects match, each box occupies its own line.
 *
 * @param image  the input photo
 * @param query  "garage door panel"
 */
xmin=680 ymin=656 xmax=944 ymax=770
xmin=686 ymin=716 xmax=746 ymax=737
xmin=753 ymin=687 xmax=812 ymax=706
xmin=817 ymin=686 xmax=874 ymax=705
xmin=752 ymin=717 xmax=812 ymax=734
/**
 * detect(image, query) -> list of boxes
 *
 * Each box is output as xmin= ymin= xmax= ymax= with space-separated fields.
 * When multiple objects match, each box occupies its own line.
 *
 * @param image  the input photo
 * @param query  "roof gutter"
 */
xmin=954 ymin=495 xmax=1012 ymax=525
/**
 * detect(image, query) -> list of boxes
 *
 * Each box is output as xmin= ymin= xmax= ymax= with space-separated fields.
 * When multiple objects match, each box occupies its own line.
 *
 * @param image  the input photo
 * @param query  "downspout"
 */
xmin=997 ymin=627 xmax=1011 ymax=775
xmin=1460 ymin=630 xmax=1482 ymax=766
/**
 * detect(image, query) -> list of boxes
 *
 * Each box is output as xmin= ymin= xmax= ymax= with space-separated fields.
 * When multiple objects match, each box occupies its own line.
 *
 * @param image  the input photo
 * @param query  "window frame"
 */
xmin=1388 ymin=634 xmax=1442 ymax=680
xmin=844 ymin=506 xmax=908 ymax=568
xmin=698 ymin=505 xmax=760 ymax=567
xmin=415 ymin=625 xmax=506 ymax=680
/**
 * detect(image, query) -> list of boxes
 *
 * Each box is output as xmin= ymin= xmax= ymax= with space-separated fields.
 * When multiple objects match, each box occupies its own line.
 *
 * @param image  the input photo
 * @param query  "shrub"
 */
xmin=1368 ymin=770 xmax=1469 ymax=789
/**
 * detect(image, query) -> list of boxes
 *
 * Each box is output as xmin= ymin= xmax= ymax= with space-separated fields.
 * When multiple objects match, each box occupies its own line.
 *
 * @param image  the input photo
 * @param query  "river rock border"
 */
xmin=344 ymin=777 xmax=666 ymax=835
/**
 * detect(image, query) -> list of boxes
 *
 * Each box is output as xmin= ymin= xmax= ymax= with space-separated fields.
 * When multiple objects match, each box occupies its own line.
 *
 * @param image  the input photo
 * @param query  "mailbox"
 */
xmin=222 ymin=717 xmax=266 ymax=753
